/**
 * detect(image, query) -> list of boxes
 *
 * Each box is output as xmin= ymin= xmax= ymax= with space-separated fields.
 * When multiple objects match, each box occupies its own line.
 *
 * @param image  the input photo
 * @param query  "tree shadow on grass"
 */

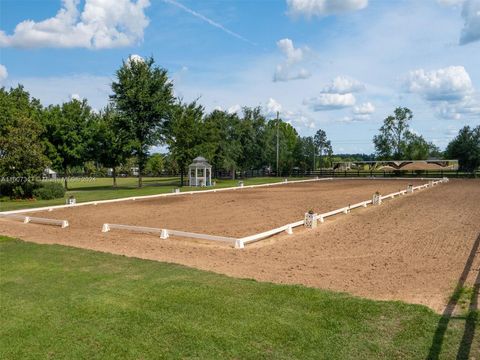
xmin=456 ymin=269 xmax=479 ymax=360
xmin=426 ymin=233 xmax=480 ymax=360
xmin=70 ymin=180 xmax=181 ymax=191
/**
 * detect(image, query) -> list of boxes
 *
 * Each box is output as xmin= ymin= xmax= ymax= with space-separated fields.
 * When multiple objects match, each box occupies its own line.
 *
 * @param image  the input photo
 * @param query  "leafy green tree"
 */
xmin=445 ymin=126 xmax=480 ymax=172
xmin=428 ymin=144 xmax=443 ymax=159
xmin=118 ymin=157 xmax=138 ymax=177
xmin=0 ymin=86 xmax=43 ymax=133
xmin=43 ymin=99 xmax=93 ymax=189
xmin=163 ymin=153 xmax=179 ymax=175
xmin=202 ymin=110 xmax=242 ymax=179
xmin=0 ymin=116 xmax=50 ymax=198
xmin=145 ymin=154 xmax=165 ymax=176
xmin=166 ymin=101 xmax=204 ymax=186
xmin=110 ymin=56 xmax=174 ymax=188
xmin=0 ymin=86 xmax=50 ymax=198
xmin=302 ymin=136 xmax=315 ymax=171
xmin=237 ymin=107 xmax=268 ymax=172
xmin=323 ymin=140 xmax=333 ymax=168
xmin=373 ymin=107 xmax=413 ymax=160
xmin=314 ymin=129 xmax=332 ymax=169
xmin=265 ymin=120 xmax=299 ymax=175
xmin=91 ymin=106 xmax=133 ymax=187
xmin=403 ymin=132 xmax=432 ymax=160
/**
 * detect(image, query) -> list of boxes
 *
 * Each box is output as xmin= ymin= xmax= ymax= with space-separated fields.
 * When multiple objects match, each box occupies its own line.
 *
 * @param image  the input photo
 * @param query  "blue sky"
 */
xmin=0 ymin=0 xmax=479 ymax=153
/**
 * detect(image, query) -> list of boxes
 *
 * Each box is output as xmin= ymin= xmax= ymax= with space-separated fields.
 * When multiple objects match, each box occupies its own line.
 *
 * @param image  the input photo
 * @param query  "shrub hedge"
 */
xmin=32 ymin=182 xmax=66 ymax=200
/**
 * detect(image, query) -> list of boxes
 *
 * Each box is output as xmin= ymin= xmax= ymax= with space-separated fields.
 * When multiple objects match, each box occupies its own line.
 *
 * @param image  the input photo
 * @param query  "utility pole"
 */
xmin=276 ymin=111 xmax=279 ymax=177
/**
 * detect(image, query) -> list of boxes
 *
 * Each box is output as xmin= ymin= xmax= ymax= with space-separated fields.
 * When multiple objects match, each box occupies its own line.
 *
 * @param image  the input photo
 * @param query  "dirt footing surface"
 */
xmin=1 ymin=179 xmax=479 ymax=313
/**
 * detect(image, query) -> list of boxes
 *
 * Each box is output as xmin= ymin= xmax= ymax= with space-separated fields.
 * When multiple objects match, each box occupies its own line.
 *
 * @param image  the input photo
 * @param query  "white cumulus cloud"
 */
xmin=320 ymin=76 xmax=365 ymax=94
xmin=277 ymin=38 xmax=304 ymax=64
xmin=266 ymin=98 xmax=283 ymax=114
xmin=273 ymin=38 xmax=311 ymax=82
xmin=304 ymin=76 xmax=365 ymax=111
xmin=438 ymin=0 xmax=480 ymax=45
xmin=274 ymin=66 xmax=311 ymax=82
xmin=353 ymin=102 xmax=375 ymax=114
xmin=227 ymin=104 xmax=242 ymax=115
xmin=0 ymin=0 xmax=150 ymax=49
xmin=127 ymin=54 xmax=145 ymax=66
xmin=0 ymin=64 xmax=8 ymax=84
xmin=405 ymin=65 xmax=480 ymax=120
xmin=283 ymin=109 xmax=316 ymax=128
xmin=460 ymin=0 xmax=480 ymax=45
xmin=340 ymin=101 xmax=375 ymax=122
xmin=264 ymin=98 xmax=315 ymax=128
xmin=304 ymin=93 xmax=356 ymax=111
xmin=435 ymin=96 xmax=480 ymax=119
xmin=405 ymin=65 xmax=473 ymax=101
xmin=287 ymin=0 xmax=368 ymax=17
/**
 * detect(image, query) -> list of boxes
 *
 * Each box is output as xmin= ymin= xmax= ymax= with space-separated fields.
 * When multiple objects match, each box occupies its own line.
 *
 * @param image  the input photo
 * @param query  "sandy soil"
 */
xmin=1 ymin=178 xmax=479 ymax=313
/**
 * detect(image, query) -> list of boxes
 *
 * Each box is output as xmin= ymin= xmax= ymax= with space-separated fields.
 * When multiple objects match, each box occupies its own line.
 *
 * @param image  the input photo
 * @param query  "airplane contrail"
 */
xmin=163 ymin=0 xmax=256 ymax=46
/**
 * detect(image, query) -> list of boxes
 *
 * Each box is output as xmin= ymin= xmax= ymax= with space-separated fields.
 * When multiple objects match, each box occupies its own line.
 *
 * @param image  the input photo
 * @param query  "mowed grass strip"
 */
xmin=0 ymin=237 xmax=464 ymax=359
xmin=0 ymin=177 xmax=307 ymax=212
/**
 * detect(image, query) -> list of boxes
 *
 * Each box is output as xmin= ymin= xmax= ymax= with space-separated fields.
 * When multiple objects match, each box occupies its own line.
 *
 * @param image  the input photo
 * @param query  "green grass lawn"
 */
xmin=0 ymin=176 xmax=304 ymax=212
xmin=0 ymin=237 xmax=474 ymax=359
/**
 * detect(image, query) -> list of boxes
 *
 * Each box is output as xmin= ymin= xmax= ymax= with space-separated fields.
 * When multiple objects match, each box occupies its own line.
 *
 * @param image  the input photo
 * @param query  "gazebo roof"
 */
xmin=189 ymin=156 xmax=211 ymax=168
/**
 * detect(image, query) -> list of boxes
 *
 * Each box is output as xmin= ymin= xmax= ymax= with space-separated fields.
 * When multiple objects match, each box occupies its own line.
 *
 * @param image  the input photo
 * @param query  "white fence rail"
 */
xmin=0 ymin=177 xmax=334 ymax=216
xmin=102 ymin=223 xmax=240 ymax=247
xmin=2 ymin=177 xmax=446 ymax=248
xmin=0 ymin=214 xmax=69 ymax=228
xmin=101 ymin=178 xmax=447 ymax=249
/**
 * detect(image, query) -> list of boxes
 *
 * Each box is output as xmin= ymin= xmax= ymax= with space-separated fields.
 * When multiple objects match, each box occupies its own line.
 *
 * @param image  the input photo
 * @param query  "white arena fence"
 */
xmin=0 ymin=213 xmax=69 ymax=228
xmin=100 ymin=177 xmax=448 ymax=249
xmin=0 ymin=176 xmax=445 ymax=217
xmin=0 ymin=177 xmax=334 ymax=216
xmin=102 ymin=223 xmax=242 ymax=248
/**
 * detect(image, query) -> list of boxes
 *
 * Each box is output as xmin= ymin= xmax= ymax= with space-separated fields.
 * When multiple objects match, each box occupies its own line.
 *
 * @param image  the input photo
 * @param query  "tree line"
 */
xmin=1 ymin=56 xmax=478 ymax=198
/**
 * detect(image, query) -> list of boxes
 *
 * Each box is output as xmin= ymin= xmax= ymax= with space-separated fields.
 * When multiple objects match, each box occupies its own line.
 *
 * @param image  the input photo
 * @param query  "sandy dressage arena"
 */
xmin=1 ymin=178 xmax=479 ymax=313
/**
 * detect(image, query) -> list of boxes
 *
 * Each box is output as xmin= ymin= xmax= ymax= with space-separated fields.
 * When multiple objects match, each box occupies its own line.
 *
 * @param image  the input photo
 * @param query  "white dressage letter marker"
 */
xmin=304 ymin=212 xmax=317 ymax=229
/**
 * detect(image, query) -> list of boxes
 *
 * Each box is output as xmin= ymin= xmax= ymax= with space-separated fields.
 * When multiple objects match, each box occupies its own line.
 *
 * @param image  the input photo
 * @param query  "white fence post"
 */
xmin=235 ymin=239 xmax=245 ymax=249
